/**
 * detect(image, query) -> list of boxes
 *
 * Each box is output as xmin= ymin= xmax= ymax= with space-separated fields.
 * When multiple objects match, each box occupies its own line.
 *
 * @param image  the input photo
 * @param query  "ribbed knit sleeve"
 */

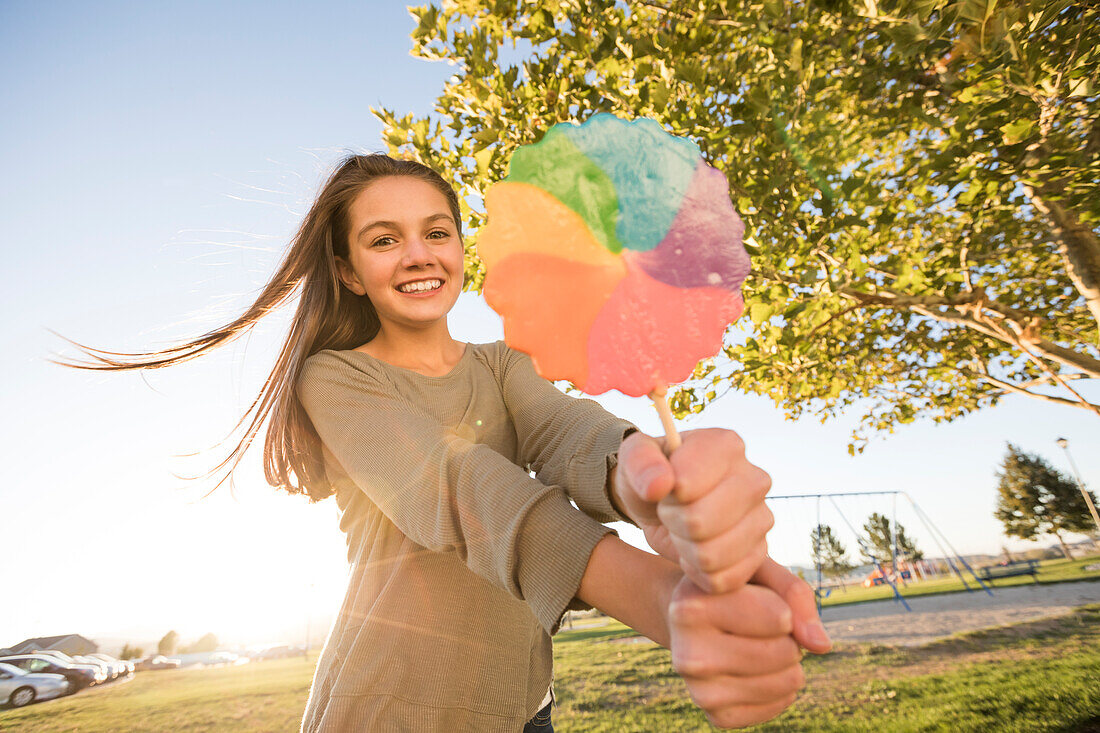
xmin=296 ymin=351 xmax=616 ymax=635
xmin=497 ymin=344 xmax=638 ymax=524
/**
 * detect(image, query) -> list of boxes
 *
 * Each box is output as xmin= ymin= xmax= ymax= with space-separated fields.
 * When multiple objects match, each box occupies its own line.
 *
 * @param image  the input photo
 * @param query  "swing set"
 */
xmin=766 ymin=490 xmax=993 ymax=612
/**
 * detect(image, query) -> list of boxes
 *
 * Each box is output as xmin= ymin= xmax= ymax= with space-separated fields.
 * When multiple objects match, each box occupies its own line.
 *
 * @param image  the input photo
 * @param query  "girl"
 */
xmin=57 ymin=154 xmax=829 ymax=732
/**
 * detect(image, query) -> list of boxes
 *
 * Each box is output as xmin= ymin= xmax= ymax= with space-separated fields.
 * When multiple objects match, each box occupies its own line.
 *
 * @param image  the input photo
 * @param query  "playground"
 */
xmin=818 ymin=553 xmax=1100 ymax=606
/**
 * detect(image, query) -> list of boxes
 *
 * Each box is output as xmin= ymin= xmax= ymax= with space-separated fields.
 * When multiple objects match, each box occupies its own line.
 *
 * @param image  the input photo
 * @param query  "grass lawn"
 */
xmin=3 ymin=603 xmax=1097 ymax=731
xmin=818 ymin=553 xmax=1100 ymax=608
xmin=552 ymin=606 xmax=1100 ymax=732
xmin=0 ymin=655 xmax=314 ymax=732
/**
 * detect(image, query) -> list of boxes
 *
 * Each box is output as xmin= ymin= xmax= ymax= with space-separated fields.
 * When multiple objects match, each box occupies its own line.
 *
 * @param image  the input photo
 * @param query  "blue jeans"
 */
xmin=522 ymin=702 xmax=553 ymax=732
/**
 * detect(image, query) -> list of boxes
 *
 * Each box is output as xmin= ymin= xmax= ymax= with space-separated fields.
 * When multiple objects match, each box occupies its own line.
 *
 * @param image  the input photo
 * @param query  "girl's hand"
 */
xmin=615 ymin=428 xmax=773 ymax=594
xmin=667 ymin=563 xmax=830 ymax=730
xmin=669 ymin=577 xmax=801 ymax=729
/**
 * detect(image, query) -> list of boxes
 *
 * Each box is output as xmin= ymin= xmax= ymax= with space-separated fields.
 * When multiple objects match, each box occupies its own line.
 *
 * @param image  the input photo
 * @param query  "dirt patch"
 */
xmin=822 ymin=579 xmax=1100 ymax=646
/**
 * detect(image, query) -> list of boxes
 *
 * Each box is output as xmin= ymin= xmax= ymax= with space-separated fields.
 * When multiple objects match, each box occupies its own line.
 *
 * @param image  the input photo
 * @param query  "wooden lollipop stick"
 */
xmin=648 ymin=386 xmax=682 ymax=454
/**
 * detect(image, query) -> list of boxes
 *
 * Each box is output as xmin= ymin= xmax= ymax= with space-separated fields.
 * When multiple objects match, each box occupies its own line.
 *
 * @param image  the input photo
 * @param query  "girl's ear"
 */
xmin=334 ymin=256 xmax=366 ymax=296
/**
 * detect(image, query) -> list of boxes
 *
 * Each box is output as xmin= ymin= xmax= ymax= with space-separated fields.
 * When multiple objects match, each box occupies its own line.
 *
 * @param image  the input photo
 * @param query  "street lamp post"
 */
xmin=1056 ymin=437 xmax=1100 ymax=537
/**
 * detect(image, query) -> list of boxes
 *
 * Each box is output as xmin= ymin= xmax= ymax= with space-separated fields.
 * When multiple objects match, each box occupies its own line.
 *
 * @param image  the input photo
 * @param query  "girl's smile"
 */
xmin=395 ymin=277 xmax=443 ymax=294
xmin=336 ymin=176 xmax=464 ymax=333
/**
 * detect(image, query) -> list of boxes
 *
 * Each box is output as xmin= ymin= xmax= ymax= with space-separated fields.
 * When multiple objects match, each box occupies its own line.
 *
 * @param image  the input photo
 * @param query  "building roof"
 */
xmin=6 ymin=634 xmax=97 ymax=654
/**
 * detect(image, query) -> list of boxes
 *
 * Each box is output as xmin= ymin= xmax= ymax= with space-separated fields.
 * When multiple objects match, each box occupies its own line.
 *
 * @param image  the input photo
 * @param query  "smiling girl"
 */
xmin=57 ymin=154 xmax=829 ymax=732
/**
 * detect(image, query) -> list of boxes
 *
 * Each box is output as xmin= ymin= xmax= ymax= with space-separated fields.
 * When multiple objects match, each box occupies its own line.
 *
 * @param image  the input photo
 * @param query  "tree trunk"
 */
xmin=1053 ymin=530 xmax=1075 ymax=560
xmin=1029 ymin=187 xmax=1100 ymax=333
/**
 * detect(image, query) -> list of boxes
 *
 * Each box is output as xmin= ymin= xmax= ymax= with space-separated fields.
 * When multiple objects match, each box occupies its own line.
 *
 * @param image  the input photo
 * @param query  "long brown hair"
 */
xmin=50 ymin=154 xmax=464 ymax=501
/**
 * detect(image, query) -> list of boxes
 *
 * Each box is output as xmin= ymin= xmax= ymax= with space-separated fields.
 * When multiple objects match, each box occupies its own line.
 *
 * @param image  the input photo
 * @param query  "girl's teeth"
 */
xmin=400 ymin=280 xmax=441 ymax=293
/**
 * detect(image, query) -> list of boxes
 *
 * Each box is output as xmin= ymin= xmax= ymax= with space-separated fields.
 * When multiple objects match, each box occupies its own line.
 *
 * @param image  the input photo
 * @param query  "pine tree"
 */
xmin=810 ymin=524 xmax=856 ymax=582
xmin=184 ymin=629 xmax=218 ymax=651
xmin=119 ymin=643 xmax=143 ymax=660
xmin=157 ymin=630 xmax=179 ymax=657
xmin=862 ymin=513 xmax=923 ymax=564
xmin=995 ymin=444 xmax=1097 ymax=559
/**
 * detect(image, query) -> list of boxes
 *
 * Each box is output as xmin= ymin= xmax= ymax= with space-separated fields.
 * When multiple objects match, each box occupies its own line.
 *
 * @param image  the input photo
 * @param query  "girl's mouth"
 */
xmin=396 ymin=278 xmax=443 ymax=295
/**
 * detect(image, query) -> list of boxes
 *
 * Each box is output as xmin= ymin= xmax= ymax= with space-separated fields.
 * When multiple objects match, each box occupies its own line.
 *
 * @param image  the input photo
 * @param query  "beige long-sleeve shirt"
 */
xmin=296 ymin=340 xmax=636 ymax=732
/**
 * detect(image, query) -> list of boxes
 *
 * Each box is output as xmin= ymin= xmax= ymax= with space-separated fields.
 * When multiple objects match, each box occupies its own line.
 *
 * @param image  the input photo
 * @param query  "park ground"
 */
xmin=2 ymin=558 xmax=1098 ymax=732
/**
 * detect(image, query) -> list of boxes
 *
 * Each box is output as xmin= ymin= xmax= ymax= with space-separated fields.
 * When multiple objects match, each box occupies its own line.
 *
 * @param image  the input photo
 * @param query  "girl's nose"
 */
xmin=400 ymin=236 xmax=433 ymax=267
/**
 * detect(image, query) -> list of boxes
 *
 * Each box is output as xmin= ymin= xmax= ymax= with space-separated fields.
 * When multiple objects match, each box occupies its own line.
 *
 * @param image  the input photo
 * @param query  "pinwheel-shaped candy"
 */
xmin=478 ymin=114 xmax=750 ymax=415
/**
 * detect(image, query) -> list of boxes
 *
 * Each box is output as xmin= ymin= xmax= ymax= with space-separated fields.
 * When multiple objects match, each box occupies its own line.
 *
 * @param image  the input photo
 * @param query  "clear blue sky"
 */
xmin=2 ymin=0 xmax=1097 ymax=651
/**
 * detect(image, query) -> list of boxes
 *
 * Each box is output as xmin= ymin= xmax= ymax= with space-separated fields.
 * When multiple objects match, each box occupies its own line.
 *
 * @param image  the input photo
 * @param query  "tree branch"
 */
xmin=836 ymin=286 xmax=1100 ymax=378
xmin=979 ymin=307 xmax=1100 ymax=418
xmin=636 ymin=1 xmax=753 ymax=29
xmin=962 ymin=367 xmax=1099 ymax=411
xmin=1023 ymin=182 xmax=1100 ymax=331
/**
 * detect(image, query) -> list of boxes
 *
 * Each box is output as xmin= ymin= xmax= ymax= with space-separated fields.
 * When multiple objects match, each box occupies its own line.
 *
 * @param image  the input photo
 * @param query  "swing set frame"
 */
xmin=767 ymin=490 xmax=993 ymax=612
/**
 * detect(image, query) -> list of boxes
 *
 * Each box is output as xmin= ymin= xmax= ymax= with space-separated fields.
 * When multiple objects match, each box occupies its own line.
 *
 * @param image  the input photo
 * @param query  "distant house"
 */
xmin=2 ymin=634 xmax=98 ymax=657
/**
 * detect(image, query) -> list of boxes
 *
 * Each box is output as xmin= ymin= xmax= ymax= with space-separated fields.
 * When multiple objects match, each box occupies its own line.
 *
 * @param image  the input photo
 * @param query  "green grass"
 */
xmin=818 ymin=553 xmax=1100 ymax=607
xmin=4 ymin=604 xmax=1098 ymax=732
xmin=553 ymin=607 xmax=1100 ymax=732
xmin=0 ymin=655 xmax=315 ymax=732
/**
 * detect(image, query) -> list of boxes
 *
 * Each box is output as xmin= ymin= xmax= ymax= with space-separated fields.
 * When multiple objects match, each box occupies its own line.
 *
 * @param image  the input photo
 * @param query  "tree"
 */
xmin=181 ymin=633 xmax=219 ymax=654
xmin=157 ymin=630 xmax=179 ymax=657
xmin=381 ymin=0 xmax=1100 ymax=450
xmin=810 ymin=524 xmax=856 ymax=581
xmin=995 ymin=443 xmax=1097 ymax=559
xmin=862 ymin=512 xmax=923 ymax=564
xmin=119 ymin=644 xmax=144 ymax=660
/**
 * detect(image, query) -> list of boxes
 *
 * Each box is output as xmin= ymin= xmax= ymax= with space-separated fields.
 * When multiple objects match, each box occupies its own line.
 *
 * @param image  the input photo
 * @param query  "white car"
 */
xmin=0 ymin=654 xmax=104 ymax=688
xmin=37 ymin=650 xmax=112 ymax=682
xmin=74 ymin=655 xmax=118 ymax=681
xmin=0 ymin=662 xmax=69 ymax=707
xmin=87 ymin=653 xmax=131 ymax=679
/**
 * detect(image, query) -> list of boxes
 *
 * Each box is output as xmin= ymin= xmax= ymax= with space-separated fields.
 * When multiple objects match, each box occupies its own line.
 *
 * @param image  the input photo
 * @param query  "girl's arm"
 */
xmin=496 ymin=344 xmax=639 ymax=524
xmin=576 ymin=534 xmax=681 ymax=647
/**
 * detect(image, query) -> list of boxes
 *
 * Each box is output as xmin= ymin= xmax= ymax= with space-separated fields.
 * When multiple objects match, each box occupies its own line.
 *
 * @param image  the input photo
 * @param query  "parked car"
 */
xmin=0 ymin=662 xmax=70 ymax=708
xmin=35 ymin=651 xmax=113 ymax=681
xmin=135 ymin=655 xmax=181 ymax=671
xmin=87 ymin=653 xmax=131 ymax=679
xmin=74 ymin=655 xmax=119 ymax=680
xmin=0 ymin=655 xmax=98 ymax=692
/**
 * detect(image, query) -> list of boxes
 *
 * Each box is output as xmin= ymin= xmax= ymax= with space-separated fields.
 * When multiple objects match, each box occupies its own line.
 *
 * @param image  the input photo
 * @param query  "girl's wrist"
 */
xmin=652 ymin=558 xmax=684 ymax=648
xmin=577 ymin=535 xmax=682 ymax=648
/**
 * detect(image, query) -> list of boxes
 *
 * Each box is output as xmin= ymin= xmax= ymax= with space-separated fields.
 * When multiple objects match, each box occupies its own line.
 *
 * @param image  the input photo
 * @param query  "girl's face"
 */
xmin=337 ymin=176 xmax=463 ymax=334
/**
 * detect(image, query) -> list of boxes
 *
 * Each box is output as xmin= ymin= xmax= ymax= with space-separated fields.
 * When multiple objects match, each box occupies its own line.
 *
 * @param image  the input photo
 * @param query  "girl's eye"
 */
xmin=371 ymin=236 xmax=396 ymax=248
xmin=427 ymin=229 xmax=449 ymax=240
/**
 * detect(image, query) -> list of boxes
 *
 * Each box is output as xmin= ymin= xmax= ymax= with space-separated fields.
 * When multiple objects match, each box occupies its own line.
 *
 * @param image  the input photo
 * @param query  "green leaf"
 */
xmin=472 ymin=128 xmax=498 ymax=145
xmin=385 ymin=129 xmax=407 ymax=148
xmin=412 ymin=118 xmax=430 ymax=147
xmin=1000 ymin=119 xmax=1035 ymax=145
xmin=789 ymin=37 xmax=803 ymax=75
xmin=750 ymin=302 xmax=775 ymax=324
xmin=474 ymin=147 xmax=493 ymax=178
xmin=650 ymin=82 xmax=670 ymax=109
xmin=959 ymin=184 xmax=979 ymax=206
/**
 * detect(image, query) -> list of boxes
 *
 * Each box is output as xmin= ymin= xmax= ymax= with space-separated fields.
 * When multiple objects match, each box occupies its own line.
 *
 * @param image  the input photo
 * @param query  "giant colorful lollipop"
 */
xmin=477 ymin=114 xmax=750 ymax=446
